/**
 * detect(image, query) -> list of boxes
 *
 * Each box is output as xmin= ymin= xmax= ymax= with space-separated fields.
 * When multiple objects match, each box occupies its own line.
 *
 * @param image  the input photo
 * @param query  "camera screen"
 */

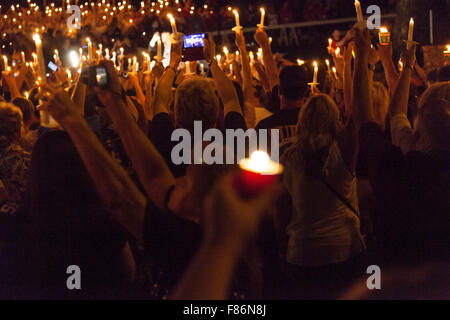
xmin=96 ymin=67 xmax=108 ymax=86
xmin=48 ymin=61 xmax=58 ymax=72
xmin=183 ymin=34 xmax=206 ymax=49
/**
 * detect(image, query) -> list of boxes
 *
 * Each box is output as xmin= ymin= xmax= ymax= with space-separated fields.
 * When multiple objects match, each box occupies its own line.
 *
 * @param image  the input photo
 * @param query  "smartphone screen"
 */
xmin=48 ymin=61 xmax=58 ymax=72
xmin=96 ymin=67 xmax=108 ymax=87
xmin=182 ymin=33 xmax=206 ymax=62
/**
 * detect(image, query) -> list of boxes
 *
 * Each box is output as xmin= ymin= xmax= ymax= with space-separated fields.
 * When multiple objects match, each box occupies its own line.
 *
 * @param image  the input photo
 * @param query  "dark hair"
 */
xmin=279 ymin=65 xmax=308 ymax=101
xmin=12 ymin=97 xmax=34 ymax=125
xmin=438 ymin=66 xmax=450 ymax=82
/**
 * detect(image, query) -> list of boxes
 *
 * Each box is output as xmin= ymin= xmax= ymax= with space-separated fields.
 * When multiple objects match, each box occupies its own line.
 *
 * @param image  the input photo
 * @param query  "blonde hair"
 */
xmin=419 ymin=82 xmax=450 ymax=109
xmin=0 ymin=102 xmax=23 ymax=148
xmin=372 ymin=82 xmax=389 ymax=130
xmin=292 ymin=94 xmax=340 ymax=175
xmin=174 ymin=77 xmax=219 ymax=134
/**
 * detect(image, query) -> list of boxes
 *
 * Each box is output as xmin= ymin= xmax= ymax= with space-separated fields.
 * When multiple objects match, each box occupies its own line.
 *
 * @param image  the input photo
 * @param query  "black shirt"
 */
xmin=256 ymin=108 xmax=300 ymax=156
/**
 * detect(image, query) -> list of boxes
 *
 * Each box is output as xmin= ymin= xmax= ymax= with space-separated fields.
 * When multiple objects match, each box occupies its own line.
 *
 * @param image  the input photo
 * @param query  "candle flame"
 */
xmin=379 ymin=27 xmax=389 ymax=33
xmin=33 ymin=33 xmax=41 ymax=44
xmin=239 ymin=151 xmax=283 ymax=175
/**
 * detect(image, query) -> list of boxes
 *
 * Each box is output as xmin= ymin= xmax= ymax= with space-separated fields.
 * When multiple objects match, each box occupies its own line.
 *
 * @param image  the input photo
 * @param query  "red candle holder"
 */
xmin=233 ymin=151 xmax=283 ymax=199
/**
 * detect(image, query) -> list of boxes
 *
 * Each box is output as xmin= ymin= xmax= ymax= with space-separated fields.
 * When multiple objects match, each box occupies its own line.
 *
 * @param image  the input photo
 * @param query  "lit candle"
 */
xmin=325 ymin=59 xmax=331 ymax=73
xmin=223 ymin=46 xmax=229 ymax=60
xmin=355 ymin=0 xmax=364 ymax=23
xmin=233 ymin=9 xmax=240 ymax=29
xmin=167 ymin=14 xmax=178 ymax=36
xmin=332 ymin=67 xmax=338 ymax=79
xmin=398 ymin=60 xmax=404 ymax=72
xmin=33 ymin=34 xmax=46 ymax=82
xmin=128 ymin=58 xmax=132 ymax=72
xmin=132 ymin=56 xmax=137 ymax=72
xmin=335 ymin=47 xmax=340 ymax=57
xmin=186 ymin=61 xmax=191 ymax=74
xmin=2 ymin=55 xmax=7 ymax=68
xmin=234 ymin=150 xmax=283 ymax=199
xmin=378 ymin=27 xmax=391 ymax=46
xmin=99 ymin=43 xmax=103 ymax=57
xmin=200 ymin=63 xmax=205 ymax=74
xmin=105 ymin=48 xmax=110 ymax=60
xmin=328 ymin=38 xmax=333 ymax=51
xmin=67 ymin=69 xmax=72 ymax=82
xmin=407 ymin=18 xmax=414 ymax=49
xmin=87 ymin=37 xmax=93 ymax=61
xmin=21 ymin=51 xmax=25 ymax=63
xmin=444 ymin=45 xmax=450 ymax=61
xmin=297 ymin=59 xmax=304 ymax=66
xmin=135 ymin=62 xmax=139 ymax=72
xmin=157 ymin=39 xmax=162 ymax=61
xmin=259 ymin=8 xmax=265 ymax=27
xmin=313 ymin=61 xmax=318 ymax=84
xmin=54 ymin=49 xmax=60 ymax=63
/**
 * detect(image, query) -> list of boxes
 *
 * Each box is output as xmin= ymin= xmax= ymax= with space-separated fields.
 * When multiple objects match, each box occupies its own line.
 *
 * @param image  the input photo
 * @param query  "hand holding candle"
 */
xmin=406 ymin=18 xmax=415 ymax=49
xmin=378 ymin=27 xmax=391 ymax=46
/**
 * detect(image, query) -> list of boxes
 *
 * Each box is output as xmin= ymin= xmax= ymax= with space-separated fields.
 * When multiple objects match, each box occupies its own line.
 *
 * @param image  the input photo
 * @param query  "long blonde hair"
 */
xmin=292 ymin=94 xmax=341 ymax=176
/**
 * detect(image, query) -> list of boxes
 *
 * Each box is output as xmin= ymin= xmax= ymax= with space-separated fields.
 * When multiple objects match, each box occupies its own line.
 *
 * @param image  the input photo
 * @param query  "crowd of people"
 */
xmin=0 ymin=0 xmax=449 ymax=300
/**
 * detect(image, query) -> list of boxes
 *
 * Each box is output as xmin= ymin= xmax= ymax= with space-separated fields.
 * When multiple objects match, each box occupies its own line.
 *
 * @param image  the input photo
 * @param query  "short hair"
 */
xmin=419 ymin=82 xmax=450 ymax=109
xmin=174 ymin=77 xmax=219 ymax=134
xmin=0 ymin=102 xmax=23 ymax=148
xmin=279 ymin=65 xmax=308 ymax=101
xmin=438 ymin=66 xmax=450 ymax=82
xmin=417 ymin=99 xmax=450 ymax=151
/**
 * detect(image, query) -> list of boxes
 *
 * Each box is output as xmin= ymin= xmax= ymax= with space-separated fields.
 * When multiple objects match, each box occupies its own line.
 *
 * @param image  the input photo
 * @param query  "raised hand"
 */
xmin=254 ymin=28 xmax=270 ymax=48
xmin=400 ymin=44 xmax=417 ymax=69
xmin=36 ymin=84 xmax=80 ymax=122
xmin=353 ymin=27 xmax=372 ymax=61
xmin=203 ymin=34 xmax=216 ymax=63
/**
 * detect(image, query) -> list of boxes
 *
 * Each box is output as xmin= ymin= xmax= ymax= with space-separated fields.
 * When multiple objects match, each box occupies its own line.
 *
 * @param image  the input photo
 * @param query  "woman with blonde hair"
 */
xmin=278 ymin=94 xmax=364 ymax=299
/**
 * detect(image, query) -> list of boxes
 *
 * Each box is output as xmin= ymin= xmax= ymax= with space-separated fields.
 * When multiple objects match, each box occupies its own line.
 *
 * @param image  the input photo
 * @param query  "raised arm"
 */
xmin=342 ymin=42 xmax=354 ymax=122
xmin=95 ymin=61 xmax=175 ymax=211
xmin=204 ymin=35 xmax=242 ymax=117
xmin=377 ymin=43 xmax=400 ymax=95
xmin=254 ymin=28 xmax=280 ymax=91
xmin=152 ymin=43 xmax=182 ymax=116
xmin=353 ymin=28 xmax=375 ymax=129
xmin=236 ymin=31 xmax=256 ymax=127
xmin=37 ymin=85 xmax=146 ymax=240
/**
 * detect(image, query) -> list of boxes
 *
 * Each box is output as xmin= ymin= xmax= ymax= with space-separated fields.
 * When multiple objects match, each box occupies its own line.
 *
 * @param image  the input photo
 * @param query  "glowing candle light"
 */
xmin=313 ymin=61 xmax=318 ymax=84
xmin=105 ymin=48 xmax=110 ymax=60
xmin=186 ymin=61 xmax=191 ymax=74
xmin=33 ymin=34 xmax=46 ymax=82
xmin=69 ymin=50 xmax=79 ymax=68
xmin=378 ymin=27 xmax=391 ymax=46
xmin=167 ymin=13 xmax=178 ymax=36
xmin=332 ymin=67 xmax=338 ymax=79
xmin=200 ymin=63 xmax=205 ymax=74
xmin=2 ymin=55 xmax=7 ymax=68
xmin=67 ymin=69 xmax=72 ymax=82
xmin=407 ymin=18 xmax=414 ymax=49
xmin=325 ymin=59 xmax=331 ymax=73
xmin=157 ymin=39 xmax=162 ymax=61
xmin=444 ymin=45 xmax=450 ymax=61
xmin=232 ymin=9 xmax=241 ymax=30
xmin=234 ymin=150 xmax=283 ymax=199
xmin=54 ymin=49 xmax=60 ymax=63
xmin=355 ymin=0 xmax=363 ymax=23
xmin=21 ymin=51 xmax=25 ymax=62
xmin=223 ymin=46 xmax=229 ymax=60
xmin=99 ymin=43 xmax=103 ymax=57
xmin=258 ymin=8 xmax=265 ymax=28
xmin=87 ymin=37 xmax=93 ymax=61
xmin=297 ymin=59 xmax=305 ymax=66
xmin=335 ymin=47 xmax=340 ymax=56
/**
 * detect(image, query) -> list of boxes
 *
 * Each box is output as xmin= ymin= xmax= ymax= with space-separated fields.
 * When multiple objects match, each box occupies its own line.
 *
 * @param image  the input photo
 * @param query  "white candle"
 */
xmin=186 ymin=61 xmax=191 ymax=74
xmin=33 ymin=34 xmax=46 ymax=82
xmin=332 ymin=67 xmax=338 ymax=79
xmin=132 ymin=56 xmax=137 ymax=72
xmin=167 ymin=14 xmax=178 ymax=35
xmin=355 ymin=0 xmax=364 ymax=23
xmin=233 ymin=10 xmax=240 ymax=28
xmin=87 ymin=37 xmax=93 ymax=61
xmin=99 ymin=43 xmax=103 ymax=56
xmin=21 ymin=51 xmax=25 ymax=63
xmin=259 ymin=8 xmax=265 ymax=27
xmin=135 ymin=62 xmax=139 ymax=72
xmin=223 ymin=46 xmax=229 ymax=60
xmin=325 ymin=59 xmax=331 ymax=72
xmin=2 ymin=55 xmax=7 ymax=68
xmin=407 ymin=18 xmax=414 ymax=49
xmin=200 ymin=63 xmax=204 ymax=74
xmin=313 ymin=61 xmax=318 ymax=84
xmin=128 ymin=58 xmax=132 ymax=72
xmin=157 ymin=39 xmax=162 ymax=61
xmin=105 ymin=48 xmax=110 ymax=59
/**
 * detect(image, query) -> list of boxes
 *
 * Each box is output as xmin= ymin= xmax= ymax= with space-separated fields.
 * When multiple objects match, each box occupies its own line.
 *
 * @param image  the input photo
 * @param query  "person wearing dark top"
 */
xmin=256 ymin=65 xmax=309 ymax=156
xmin=352 ymin=27 xmax=450 ymax=267
xmin=21 ymin=130 xmax=134 ymax=299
